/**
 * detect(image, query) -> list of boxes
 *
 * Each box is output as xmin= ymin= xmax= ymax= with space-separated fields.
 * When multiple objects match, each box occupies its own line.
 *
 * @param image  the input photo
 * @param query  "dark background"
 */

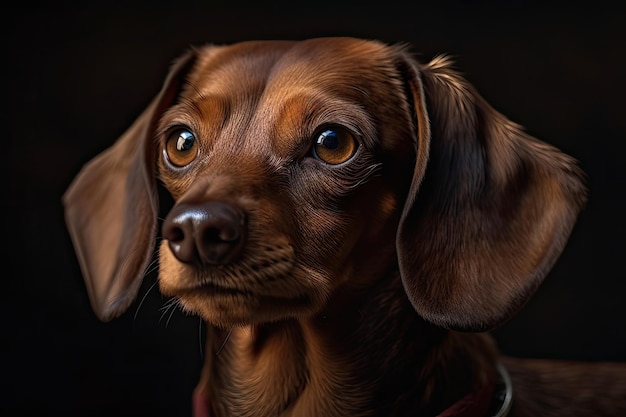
xmin=3 ymin=2 xmax=625 ymax=416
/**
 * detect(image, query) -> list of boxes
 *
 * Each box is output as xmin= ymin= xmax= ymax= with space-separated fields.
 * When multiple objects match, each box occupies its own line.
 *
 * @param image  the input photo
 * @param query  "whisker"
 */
xmin=159 ymin=297 xmax=179 ymax=311
xmin=159 ymin=298 xmax=179 ymax=324
xmin=143 ymin=257 xmax=161 ymax=277
xmin=348 ymin=163 xmax=383 ymax=189
xmin=216 ymin=327 xmax=233 ymax=356
xmin=159 ymin=297 xmax=178 ymax=313
xmin=133 ymin=279 xmax=160 ymax=321
xmin=165 ymin=301 xmax=178 ymax=328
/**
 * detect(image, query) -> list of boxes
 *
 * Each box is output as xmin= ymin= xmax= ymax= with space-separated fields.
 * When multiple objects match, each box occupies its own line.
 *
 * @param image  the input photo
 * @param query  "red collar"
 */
xmin=437 ymin=363 xmax=512 ymax=417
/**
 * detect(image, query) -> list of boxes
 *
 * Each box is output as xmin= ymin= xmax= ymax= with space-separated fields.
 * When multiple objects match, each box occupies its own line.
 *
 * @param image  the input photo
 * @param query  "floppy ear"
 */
xmin=396 ymin=54 xmax=587 ymax=331
xmin=63 ymin=50 xmax=197 ymax=322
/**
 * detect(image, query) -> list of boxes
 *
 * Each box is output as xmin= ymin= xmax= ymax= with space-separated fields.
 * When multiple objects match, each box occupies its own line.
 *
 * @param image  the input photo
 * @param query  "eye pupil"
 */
xmin=318 ymin=130 xmax=339 ymax=150
xmin=176 ymin=131 xmax=195 ymax=151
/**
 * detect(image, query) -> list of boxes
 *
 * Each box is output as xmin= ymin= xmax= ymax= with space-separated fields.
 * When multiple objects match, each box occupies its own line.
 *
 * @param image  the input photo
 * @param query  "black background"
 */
xmin=3 ymin=2 xmax=625 ymax=416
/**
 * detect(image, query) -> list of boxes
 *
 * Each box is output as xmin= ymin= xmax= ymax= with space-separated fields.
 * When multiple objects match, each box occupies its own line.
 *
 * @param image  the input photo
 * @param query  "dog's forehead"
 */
xmin=188 ymin=37 xmax=402 ymax=99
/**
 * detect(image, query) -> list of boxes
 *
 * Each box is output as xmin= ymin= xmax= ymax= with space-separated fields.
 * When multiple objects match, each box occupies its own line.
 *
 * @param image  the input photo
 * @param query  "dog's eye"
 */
xmin=165 ymin=129 xmax=198 ymax=167
xmin=312 ymin=128 xmax=358 ymax=165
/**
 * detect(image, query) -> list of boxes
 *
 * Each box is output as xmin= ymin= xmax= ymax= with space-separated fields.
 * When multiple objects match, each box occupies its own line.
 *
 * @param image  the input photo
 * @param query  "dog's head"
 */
xmin=63 ymin=37 xmax=586 ymax=331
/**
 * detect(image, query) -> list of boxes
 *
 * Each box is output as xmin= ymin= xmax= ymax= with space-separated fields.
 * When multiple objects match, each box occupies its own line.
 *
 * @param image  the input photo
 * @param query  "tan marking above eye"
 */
xmin=165 ymin=129 xmax=198 ymax=167
xmin=312 ymin=127 xmax=358 ymax=165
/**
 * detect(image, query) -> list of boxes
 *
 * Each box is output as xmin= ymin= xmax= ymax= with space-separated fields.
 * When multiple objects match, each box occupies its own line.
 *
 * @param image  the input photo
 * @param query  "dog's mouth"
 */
xmin=181 ymin=283 xmax=312 ymax=305
xmin=173 ymin=279 xmax=315 ymax=326
xmin=182 ymin=281 xmax=254 ymax=297
xmin=158 ymin=238 xmax=323 ymax=325
xmin=190 ymin=284 xmax=254 ymax=297
xmin=174 ymin=267 xmax=315 ymax=304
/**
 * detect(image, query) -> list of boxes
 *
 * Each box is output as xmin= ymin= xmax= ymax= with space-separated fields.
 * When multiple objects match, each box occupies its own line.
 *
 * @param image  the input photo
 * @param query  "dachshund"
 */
xmin=63 ymin=37 xmax=626 ymax=416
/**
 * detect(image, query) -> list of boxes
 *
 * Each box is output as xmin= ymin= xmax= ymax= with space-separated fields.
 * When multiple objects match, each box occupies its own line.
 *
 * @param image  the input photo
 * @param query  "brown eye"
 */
xmin=312 ymin=127 xmax=358 ymax=165
xmin=165 ymin=129 xmax=198 ymax=167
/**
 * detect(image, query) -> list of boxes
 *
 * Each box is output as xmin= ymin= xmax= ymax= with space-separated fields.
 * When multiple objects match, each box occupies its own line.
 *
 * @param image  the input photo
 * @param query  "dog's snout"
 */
xmin=162 ymin=201 xmax=246 ymax=265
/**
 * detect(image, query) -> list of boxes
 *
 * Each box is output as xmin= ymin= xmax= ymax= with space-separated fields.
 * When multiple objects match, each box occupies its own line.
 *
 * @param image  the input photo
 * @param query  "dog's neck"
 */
xmin=195 ymin=272 xmax=499 ymax=417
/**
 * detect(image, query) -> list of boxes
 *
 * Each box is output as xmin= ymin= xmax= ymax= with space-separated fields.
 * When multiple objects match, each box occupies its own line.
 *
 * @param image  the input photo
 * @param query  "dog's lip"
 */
xmin=179 ymin=282 xmax=252 ymax=297
xmin=175 ymin=282 xmax=311 ymax=305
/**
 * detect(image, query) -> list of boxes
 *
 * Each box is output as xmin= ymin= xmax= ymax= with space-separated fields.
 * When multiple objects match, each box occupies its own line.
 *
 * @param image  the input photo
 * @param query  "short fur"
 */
xmin=63 ymin=37 xmax=626 ymax=416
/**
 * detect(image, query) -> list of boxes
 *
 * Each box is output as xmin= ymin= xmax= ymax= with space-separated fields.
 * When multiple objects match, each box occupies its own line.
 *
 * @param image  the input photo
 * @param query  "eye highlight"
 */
xmin=312 ymin=127 xmax=358 ymax=165
xmin=165 ymin=128 xmax=198 ymax=167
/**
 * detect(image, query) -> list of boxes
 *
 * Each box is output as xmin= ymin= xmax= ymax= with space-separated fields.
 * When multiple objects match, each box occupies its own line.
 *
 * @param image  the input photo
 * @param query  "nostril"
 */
xmin=162 ymin=211 xmax=198 ymax=264
xmin=204 ymin=216 xmax=241 ymax=242
xmin=166 ymin=226 xmax=185 ymax=243
xmin=162 ymin=201 xmax=246 ymax=265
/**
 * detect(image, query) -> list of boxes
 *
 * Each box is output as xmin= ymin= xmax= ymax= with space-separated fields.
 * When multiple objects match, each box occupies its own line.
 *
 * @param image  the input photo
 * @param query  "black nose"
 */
xmin=162 ymin=201 xmax=246 ymax=265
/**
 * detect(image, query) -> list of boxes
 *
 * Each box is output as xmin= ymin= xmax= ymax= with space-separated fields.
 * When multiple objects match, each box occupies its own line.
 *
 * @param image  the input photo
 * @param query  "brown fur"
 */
xmin=63 ymin=37 xmax=626 ymax=416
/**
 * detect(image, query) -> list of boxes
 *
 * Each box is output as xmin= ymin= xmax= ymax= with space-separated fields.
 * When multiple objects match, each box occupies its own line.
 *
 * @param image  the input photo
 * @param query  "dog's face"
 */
xmin=63 ymin=37 xmax=586 ymax=332
xmin=155 ymin=39 xmax=416 ymax=326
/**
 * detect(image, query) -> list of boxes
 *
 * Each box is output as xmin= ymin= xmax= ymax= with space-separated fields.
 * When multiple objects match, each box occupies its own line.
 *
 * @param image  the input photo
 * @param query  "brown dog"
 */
xmin=63 ymin=37 xmax=626 ymax=416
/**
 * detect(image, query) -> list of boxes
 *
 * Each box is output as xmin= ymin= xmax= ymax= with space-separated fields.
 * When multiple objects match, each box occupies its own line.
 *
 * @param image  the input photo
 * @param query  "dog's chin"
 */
xmin=174 ymin=288 xmax=317 ymax=327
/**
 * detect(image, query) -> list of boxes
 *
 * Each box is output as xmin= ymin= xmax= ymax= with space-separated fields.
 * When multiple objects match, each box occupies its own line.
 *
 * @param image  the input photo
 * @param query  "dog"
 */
xmin=63 ymin=37 xmax=626 ymax=416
